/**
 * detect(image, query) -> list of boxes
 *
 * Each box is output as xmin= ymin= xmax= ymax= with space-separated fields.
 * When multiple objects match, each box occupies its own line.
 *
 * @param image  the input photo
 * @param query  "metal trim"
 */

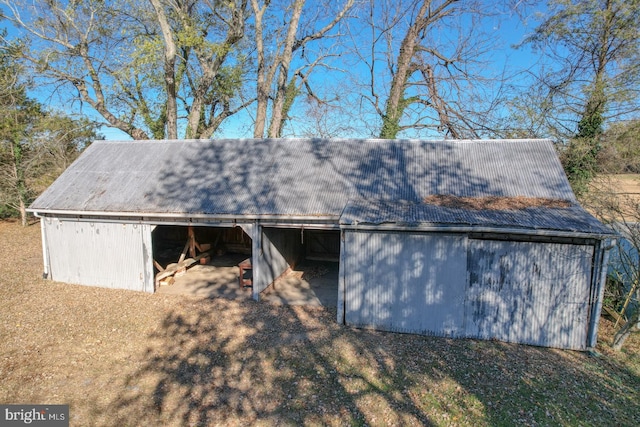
xmin=28 ymin=208 xmax=339 ymax=222
xmin=339 ymin=222 xmax=614 ymax=240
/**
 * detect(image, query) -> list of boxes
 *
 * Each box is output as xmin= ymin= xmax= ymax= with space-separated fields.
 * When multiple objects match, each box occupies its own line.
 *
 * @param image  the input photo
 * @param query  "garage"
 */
xmin=150 ymin=224 xmax=341 ymax=306
xmin=342 ymin=231 xmax=468 ymax=336
xmin=40 ymin=217 xmax=154 ymax=292
xmin=29 ymin=138 xmax=614 ymax=349
xmin=464 ymin=238 xmax=594 ymax=348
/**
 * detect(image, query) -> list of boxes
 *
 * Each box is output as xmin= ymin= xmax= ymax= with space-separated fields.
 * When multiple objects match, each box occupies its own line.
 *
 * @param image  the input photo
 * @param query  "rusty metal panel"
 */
xmin=344 ymin=231 xmax=468 ymax=336
xmin=465 ymin=239 xmax=594 ymax=349
xmin=43 ymin=218 xmax=152 ymax=292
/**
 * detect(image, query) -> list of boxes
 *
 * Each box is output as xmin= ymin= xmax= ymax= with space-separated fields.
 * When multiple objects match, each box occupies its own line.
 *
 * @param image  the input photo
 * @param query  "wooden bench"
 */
xmin=238 ymin=258 xmax=252 ymax=288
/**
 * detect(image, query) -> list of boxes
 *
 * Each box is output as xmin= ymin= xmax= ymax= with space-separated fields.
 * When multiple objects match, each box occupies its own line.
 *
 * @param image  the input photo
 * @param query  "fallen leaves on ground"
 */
xmin=0 ymin=220 xmax=639 ymax=426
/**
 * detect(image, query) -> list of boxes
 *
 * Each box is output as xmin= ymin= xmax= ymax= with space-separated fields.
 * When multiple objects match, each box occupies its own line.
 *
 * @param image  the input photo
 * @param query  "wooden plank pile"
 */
xmin=154 ymin=226 xmax=211 ymax=288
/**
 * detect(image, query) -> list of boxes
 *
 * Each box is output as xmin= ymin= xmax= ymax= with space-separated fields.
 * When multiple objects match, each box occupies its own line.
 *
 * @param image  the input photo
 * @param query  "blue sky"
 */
xmin=1 ymin=0 xmax=549 ymax=141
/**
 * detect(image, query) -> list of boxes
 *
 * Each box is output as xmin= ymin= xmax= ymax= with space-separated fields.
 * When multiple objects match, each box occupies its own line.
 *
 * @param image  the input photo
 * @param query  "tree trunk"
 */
xmin=271 ymin=77 xmax=299 ymax=138
xmin=267 ymin=0 xmax=305 ymax=138
xmin=251 ymin=0 xmax=280 ymax=138
xmin=378 ymin=0 xmax=458 ymax=139
xmin=252 ymin=0 xmax=353 ymax=138
xmin=150 ymin=0 xmax=178 ymax=139
xmin=612 ymin=309 xmax=640 ymax=351
xmin=421 ymin=64 xmax=461 ymax=139
xmin=11 ymin=140 xmax=28 ymax=226
xmin=379 ymin=0 xmax=431 ymax=139
xmin=74 ymin=42 xmax=151 ymax=140
xmin=19 ymin=198 xmax=27 ymax=227
xmin=186 ymin=1 xmax=246 ymax=139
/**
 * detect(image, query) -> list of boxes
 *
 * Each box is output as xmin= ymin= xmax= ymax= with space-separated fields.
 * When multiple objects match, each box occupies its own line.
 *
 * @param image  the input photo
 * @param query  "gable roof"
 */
xmin=29 ymin=138 xmax=577 ymax=219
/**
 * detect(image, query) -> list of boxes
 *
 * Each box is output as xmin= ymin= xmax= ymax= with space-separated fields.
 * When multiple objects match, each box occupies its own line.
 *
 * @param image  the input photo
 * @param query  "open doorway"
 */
xmin=152 ymin=225 xmax=252 ymax=299
xmin=261 ymin=228 xmax=340 ymax=307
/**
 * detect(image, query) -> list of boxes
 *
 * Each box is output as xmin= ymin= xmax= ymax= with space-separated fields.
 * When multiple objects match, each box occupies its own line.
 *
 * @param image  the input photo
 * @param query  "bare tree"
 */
xmin=346 ymin=0 xmax=518 ymax=139
xmin=585 ymin=176 xmax=640 ymax=351
xmin=297 ymin=90 xmax=356 ymax=138
xmin=522 ymin=0 xmax=640 ymax=140
xmin=250 ymin=0 xmax=354 ymax=138
xmin=380 ymin=0 xmax=460 ymax=139
xmin=1 ymin=0 xmax=251 ymax=139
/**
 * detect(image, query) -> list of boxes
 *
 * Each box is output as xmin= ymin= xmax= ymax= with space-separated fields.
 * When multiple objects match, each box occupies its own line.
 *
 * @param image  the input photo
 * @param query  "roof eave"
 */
xmin=339 ymin=221 xmax=616 ymax=240
xmin=27 ymin=208 xmax=339 ymax=223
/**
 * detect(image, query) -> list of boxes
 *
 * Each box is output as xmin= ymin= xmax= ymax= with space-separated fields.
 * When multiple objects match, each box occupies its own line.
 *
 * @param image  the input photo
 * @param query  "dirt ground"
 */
xmin=1 ymin=220 xmax=639 ymax=426
xmin=156 ymin=255 xmax=339 ymax=308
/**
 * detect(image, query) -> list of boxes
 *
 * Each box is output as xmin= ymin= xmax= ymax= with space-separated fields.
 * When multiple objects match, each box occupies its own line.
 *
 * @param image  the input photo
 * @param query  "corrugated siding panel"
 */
xmin=255 ymin=228 xmax=301 ymax=296
xmin=343 ymin=230 xmax=596 ymax=349
xmin=465 ymin=240 xmax=593 ymax=349
xmin=344 ymin=231 xmax=468 ymax=336
xmin=43 ymin=218 xmax=151 ymax=292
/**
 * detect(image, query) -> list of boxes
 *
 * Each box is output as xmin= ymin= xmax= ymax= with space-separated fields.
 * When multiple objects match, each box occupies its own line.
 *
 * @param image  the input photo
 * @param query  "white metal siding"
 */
xmin=343 ymin=230 xmax=596 ymax=349
xmin=254 ymin=227 xmax=299 ymax=298
xmin=43 ymin=218 xmax=153 ymax=292
xmin=344 ymin=231 xmax=468 ymax=336
xmin=465 ymin=239 xmax=593 ymax=349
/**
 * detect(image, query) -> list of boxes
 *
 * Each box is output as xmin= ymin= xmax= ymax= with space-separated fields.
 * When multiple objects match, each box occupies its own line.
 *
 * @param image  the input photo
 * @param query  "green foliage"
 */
xmin=522 ymin=0 xmax=640 ymax=142
xmin=208 ymin=65 xmax=243 ymax=103
xmin=565 ymin=97 xmax=604 ymax=195
xmin=0 ymin=36 xmax=38 ymax=223
xmin=0 ymin=202 xmax=18 ymax=219
xmin=561 ymin=120 xmax=640 ymax=192
xmin=525 ymin=0 xmax=640 ymax=194
xmin=277 ymin=77 xmax=300 ymax=135
xmin=379 ymin=115 xmax=400 ymax=140
xmin=379 ymin=94 xmax=420 ymax=139
xmin=577 ymin=114 xmax=604 ymax=139
xmin=560 ymin=137 xmax=600 ymax=196
xmin=0 ymin=35 xmax=99 ymax=224
xmin=3 ymin=0 xmax=249 ymax=139
xmin=603 ymin=276 xmax=626 ymax=315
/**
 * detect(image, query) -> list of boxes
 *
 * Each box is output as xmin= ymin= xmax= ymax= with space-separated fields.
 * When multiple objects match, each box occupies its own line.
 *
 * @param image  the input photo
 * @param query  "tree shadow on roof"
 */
xmin=146 ymin=138 xmax=507 ymax=217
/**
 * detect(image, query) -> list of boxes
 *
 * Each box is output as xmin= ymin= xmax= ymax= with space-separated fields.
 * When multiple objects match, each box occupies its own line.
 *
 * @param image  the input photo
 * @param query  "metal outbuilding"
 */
xmin=28 ymin=138 xmax=614 ymax=350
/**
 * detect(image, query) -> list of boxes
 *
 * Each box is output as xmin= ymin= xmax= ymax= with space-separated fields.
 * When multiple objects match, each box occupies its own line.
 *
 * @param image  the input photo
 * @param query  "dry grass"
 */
xmin=1 ymin=220 xmax=639 ymax=426
xmin=584 ymin=174 xmax=640 ymax=220
xmin=596 ymin=174 xmax=640 ymax=195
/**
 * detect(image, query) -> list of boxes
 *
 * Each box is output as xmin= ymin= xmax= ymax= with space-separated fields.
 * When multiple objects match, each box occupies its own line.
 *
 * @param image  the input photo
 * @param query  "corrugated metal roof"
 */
xmin=30 ymin=138 xmax=577 ymax=218
xmin=340 ymin=199 xmax=613 ymax=236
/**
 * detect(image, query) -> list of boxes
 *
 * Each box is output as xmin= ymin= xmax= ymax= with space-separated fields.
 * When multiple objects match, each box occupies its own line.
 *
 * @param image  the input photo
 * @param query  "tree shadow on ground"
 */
xmin=105 ymin=298 xmax=438 ymax=425
xmin=102 ymin=296 xmax=640 ymax=426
